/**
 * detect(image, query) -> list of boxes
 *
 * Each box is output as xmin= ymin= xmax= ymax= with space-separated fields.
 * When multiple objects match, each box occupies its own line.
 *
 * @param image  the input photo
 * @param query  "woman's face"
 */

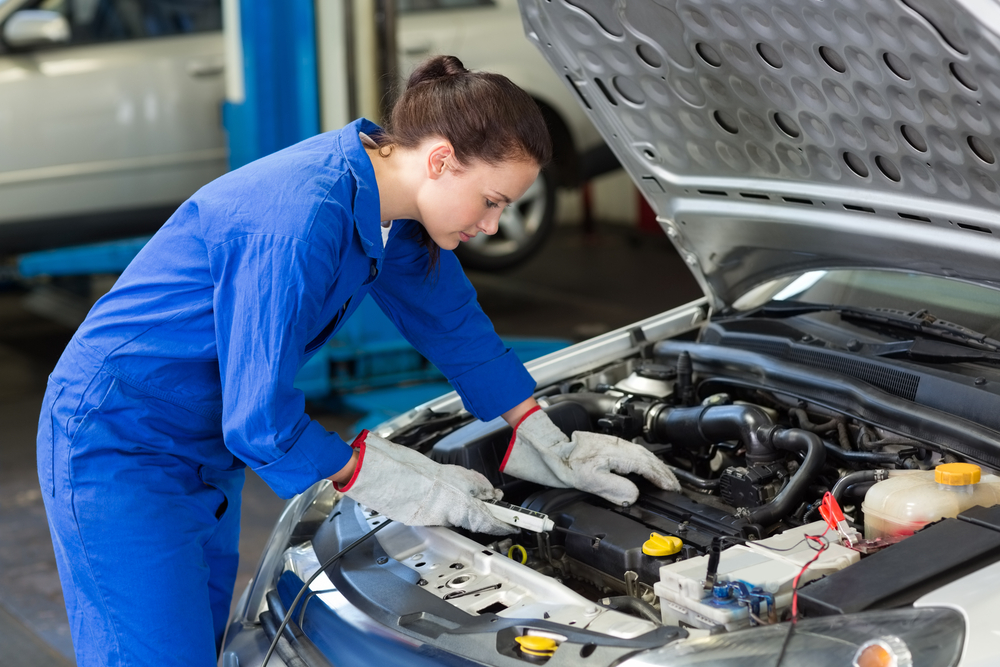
xmin=416 ymin=146 xmax=539 ymax=251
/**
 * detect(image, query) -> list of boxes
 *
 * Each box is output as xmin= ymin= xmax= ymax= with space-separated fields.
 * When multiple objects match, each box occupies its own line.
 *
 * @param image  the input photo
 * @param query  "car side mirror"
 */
xmin=3 ymin=10 xmax=71 ymax=49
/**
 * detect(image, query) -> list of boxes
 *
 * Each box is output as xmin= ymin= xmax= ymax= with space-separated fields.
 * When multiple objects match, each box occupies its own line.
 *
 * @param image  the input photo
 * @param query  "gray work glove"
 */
xmin=500 ymin=408 xmax=681 ymax=506
xmin=336 ymin=431 xmax=515 ymax=535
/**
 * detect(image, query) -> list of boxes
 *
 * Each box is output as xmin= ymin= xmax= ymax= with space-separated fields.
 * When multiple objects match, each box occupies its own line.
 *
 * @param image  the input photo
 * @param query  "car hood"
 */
xmin=518 ymin=0 xmax=1000 ymax=310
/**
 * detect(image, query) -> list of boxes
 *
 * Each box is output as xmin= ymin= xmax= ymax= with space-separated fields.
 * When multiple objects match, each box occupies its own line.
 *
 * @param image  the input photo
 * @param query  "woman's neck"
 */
xmin=364 ymin=144 xmax=422 ymax=223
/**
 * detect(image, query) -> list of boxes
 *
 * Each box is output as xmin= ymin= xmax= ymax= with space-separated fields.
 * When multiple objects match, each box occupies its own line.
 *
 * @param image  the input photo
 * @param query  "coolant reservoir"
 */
xmin=863 ymin=463 xmax=1000 ymax=539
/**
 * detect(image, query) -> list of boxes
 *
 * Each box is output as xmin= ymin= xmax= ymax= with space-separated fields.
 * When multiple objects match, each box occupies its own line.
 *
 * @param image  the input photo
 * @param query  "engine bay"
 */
xmin=410 ymin=315 xmax=1000 ymax=633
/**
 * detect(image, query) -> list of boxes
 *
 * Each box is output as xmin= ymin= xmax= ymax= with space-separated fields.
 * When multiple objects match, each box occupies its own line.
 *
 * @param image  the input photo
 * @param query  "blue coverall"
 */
xmin=36 ymin=118 xmax=536 ymax=666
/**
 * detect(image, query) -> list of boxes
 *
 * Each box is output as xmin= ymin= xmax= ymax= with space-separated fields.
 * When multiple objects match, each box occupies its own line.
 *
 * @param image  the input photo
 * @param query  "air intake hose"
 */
xmin=647 ymin=404 xmax=781 ymax=464
xmin=647 ymin=404 xmax=826 ymax=526
xmin=748 ymin=428 xmax=825 ymax=525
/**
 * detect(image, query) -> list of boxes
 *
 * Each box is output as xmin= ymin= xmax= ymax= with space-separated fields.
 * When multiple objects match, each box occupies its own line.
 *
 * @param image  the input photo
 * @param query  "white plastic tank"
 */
xmin=863 ymin=463 xmax=1000 ymax=539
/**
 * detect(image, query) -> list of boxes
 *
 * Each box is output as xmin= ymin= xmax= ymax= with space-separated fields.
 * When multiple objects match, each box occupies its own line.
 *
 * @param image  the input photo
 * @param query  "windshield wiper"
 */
xmin=868 ymin=338 xmax=1000 ymax=365
xmin=757 ymin=303 xmax=1000 ymax=353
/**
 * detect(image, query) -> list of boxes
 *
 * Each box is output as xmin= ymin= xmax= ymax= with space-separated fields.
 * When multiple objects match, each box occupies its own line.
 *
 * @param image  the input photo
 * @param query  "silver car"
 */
xmin=0 ymin=0 xmax=227 ymax=254
xmin=0 ymin=0 xmax=608 ymax=270
xmin=223 ymin=0 xmax=1000 ymax=664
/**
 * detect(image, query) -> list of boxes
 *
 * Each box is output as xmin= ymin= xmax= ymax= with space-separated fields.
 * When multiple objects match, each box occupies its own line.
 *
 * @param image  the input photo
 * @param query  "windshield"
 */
xmin=771 ymin=269 xmax=1000 ymax=338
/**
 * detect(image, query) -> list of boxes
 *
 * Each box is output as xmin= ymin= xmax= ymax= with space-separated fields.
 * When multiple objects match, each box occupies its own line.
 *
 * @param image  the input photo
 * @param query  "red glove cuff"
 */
xmin=499 ymin=405 xmax=543 ymax=472
xmin=334 ymin=430 xmax=369 ymax=492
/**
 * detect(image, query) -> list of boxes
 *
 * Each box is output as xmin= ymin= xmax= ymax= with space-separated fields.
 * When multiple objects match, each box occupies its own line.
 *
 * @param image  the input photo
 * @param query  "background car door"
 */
xmin=0 ymin=0 xmax=226 ymax=252
xmin=396 ymin=0 xmax=484 ymax=77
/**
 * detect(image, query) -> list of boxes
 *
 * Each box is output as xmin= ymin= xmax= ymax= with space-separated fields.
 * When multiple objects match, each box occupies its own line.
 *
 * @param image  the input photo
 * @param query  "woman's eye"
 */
xmin=485 ymin=199 xmax=499 ymax=209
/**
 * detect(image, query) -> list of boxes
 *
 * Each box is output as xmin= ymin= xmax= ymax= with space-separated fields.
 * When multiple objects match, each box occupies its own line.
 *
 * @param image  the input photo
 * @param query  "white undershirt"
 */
xmin=381 ymin=221 xmax=392 ymax=247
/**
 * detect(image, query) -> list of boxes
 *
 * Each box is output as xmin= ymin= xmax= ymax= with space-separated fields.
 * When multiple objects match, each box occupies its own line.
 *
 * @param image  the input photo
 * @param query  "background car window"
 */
xmin=29 ymin=0 xmax=221 ymax=43
xmin=396 ymin=0 xmax=493 ymax=13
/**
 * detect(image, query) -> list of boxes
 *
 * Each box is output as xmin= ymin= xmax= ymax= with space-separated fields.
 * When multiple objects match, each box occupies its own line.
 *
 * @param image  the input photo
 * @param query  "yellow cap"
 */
xmin=515 ymin=635 xmax=558 ymax=656
xmin=643 ymin=532 xmax=683 ymax=557
xmin=935 ymin=462 xmax=981 ymax=486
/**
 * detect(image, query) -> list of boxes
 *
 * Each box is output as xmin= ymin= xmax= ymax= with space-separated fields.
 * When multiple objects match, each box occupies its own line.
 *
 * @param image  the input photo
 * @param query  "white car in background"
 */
xmin=0 ymin=0 xmax=609 ymax=270
xmin=0 ymin=0 xmax=227 ymax=255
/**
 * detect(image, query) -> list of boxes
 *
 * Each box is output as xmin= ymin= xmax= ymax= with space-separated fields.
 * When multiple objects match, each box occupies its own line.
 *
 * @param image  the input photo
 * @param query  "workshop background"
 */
xmin=0 ymin=0 xmax=699 ymax=663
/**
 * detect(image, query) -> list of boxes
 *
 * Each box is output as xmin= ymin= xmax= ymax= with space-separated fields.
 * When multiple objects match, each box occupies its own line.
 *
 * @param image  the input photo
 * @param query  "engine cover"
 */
xmin=524 ymin=486 xmax=759 ymax=591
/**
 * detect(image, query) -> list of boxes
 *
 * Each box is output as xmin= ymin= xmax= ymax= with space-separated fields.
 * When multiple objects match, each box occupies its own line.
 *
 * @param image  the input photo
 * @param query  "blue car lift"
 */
xmin=15 ymin=0 xmax=568 ymax=430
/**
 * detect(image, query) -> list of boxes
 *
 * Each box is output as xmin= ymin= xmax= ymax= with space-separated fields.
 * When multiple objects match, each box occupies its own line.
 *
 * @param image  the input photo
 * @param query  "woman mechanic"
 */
xmin=37 ymin=56 xmax=679 ymax=666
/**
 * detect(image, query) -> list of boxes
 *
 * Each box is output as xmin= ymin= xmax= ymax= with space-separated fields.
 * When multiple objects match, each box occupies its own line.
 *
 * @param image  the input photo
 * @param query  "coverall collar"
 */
xmin=340 ymin=118 xmax=389 ymax=260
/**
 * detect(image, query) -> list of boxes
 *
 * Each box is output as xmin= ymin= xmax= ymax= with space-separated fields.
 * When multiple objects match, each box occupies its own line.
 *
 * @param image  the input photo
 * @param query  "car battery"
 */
xmin=653 ymin=522 xmax=858 ymax=631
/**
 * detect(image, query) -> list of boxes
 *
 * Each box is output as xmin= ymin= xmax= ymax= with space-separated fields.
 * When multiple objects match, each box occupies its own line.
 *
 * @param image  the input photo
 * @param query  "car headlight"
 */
xmin=619 ymin=608 xmax=964 ymax=667
xmin=237 ymin=480 xmax=340 ymax=623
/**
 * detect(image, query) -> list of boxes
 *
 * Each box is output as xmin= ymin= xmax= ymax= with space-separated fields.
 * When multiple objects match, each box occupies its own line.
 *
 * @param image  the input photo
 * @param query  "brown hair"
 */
xmin=374 ymin=55 xmax=553 ymax=269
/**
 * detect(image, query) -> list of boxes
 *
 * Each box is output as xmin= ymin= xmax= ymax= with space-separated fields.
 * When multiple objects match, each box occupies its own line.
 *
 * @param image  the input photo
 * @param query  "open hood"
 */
xmin=519 ymin=0 xmax=1000 ymax=309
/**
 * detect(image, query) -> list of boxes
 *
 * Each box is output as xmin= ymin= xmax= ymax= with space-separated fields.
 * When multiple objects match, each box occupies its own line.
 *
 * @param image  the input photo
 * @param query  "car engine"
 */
xmin=413 ymin=316 xmax=1000 ymax=631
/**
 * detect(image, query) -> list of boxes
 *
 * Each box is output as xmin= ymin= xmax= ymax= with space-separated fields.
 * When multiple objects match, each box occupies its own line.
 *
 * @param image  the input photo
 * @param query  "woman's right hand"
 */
xmin=332 ymin=431 xmax=515 ymax=535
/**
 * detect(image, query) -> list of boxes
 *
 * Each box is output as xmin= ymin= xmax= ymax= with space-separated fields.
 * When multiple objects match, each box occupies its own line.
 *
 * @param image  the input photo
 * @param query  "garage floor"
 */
xmin=0 ymin=223 xmax=700 ymax=665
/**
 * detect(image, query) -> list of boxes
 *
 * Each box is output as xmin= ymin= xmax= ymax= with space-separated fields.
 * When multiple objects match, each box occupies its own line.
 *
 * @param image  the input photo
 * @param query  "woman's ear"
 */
xmin=426 ymin=140 xmax=458 ymax=180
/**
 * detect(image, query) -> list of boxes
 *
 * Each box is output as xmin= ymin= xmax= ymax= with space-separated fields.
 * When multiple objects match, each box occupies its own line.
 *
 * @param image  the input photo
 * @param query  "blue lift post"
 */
xmin=15 ymin=1 xmax=569 ymax=430
xmin=222 ymin=0 xmax=320 ymax=169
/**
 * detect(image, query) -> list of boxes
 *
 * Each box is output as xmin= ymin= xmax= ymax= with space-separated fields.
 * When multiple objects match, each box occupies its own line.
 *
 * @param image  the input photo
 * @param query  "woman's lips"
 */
xmin=459 ymin=232 xmax=472 ymax=242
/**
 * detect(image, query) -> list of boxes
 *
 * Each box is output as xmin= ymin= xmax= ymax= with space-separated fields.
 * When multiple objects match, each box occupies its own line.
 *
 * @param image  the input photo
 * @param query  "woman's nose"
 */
xmin=479 ymin=209 xmax=502 ymax=235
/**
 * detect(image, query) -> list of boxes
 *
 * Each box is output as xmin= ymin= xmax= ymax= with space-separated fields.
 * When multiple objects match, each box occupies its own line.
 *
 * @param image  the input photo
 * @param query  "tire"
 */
xmin=454 ymin=167 xmax=557 ymax=271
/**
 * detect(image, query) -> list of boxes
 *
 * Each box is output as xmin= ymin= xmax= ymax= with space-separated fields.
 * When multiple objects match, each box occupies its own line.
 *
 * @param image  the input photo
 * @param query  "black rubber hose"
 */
xmin=831 ymin=470 xmax=885 ymax=503
xmin=791 ymin=409 xmax=856 ymax=451
xmin=649 ymin=404 xmax=826 ymax=525
xmin=677 ymin=351 xmax=695 ymax=406
xmin=544 ymin=392 xmax=619 ymax=417
xmin=823 ymin=441 xmax=902 ymax=465
xmin=842 ymin=481 xmax=876 ymax=503
xmin=747 ymin=429 xmax=826 ymax=526
xmin=650 ymin=404 xmax=779 ymax=464
xmin=668 ymin=465 xmax=720 ymax=490
xmin=789 ymin=408 xmax=838 ymax=433
xmin=598 ymin=596 xmax=662 ymax=624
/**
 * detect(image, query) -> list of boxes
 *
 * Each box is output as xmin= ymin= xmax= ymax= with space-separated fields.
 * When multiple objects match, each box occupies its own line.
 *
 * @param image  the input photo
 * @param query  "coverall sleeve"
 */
xmin=209 ymin=232 xmax=353 ymax=499
xmin=369 ymin=230 xmax=536 ymax=421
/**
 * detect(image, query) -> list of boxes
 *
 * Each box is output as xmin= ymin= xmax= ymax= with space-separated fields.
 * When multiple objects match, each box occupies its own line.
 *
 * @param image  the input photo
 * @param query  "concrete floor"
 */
xmin=0 ymin=223 xmax=699 ymax=665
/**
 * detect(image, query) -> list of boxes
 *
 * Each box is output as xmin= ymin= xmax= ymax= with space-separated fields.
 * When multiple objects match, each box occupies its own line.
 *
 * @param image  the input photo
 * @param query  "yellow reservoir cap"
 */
xmin=643 ymin=532 xmax=683 ymax=557
xmin=935 ymin=462 xmax=981 ymax=486
xmin=515 ymin=636 xmax=558 ymax=656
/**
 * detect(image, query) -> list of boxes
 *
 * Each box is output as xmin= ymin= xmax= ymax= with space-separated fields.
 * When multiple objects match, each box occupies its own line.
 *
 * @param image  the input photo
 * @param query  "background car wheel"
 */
xmin=454 ymin=167 xmax=556 ymax=271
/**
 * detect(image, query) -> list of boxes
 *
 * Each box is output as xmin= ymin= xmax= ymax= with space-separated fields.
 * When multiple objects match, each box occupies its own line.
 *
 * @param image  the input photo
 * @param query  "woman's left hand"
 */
xmin=500 ymin=408 xmax=680 ymax=506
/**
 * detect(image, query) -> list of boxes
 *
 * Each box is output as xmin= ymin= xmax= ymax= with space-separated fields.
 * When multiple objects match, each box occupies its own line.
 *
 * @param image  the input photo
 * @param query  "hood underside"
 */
xmin=519 ymin=0 xmax=1000 ymax=308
